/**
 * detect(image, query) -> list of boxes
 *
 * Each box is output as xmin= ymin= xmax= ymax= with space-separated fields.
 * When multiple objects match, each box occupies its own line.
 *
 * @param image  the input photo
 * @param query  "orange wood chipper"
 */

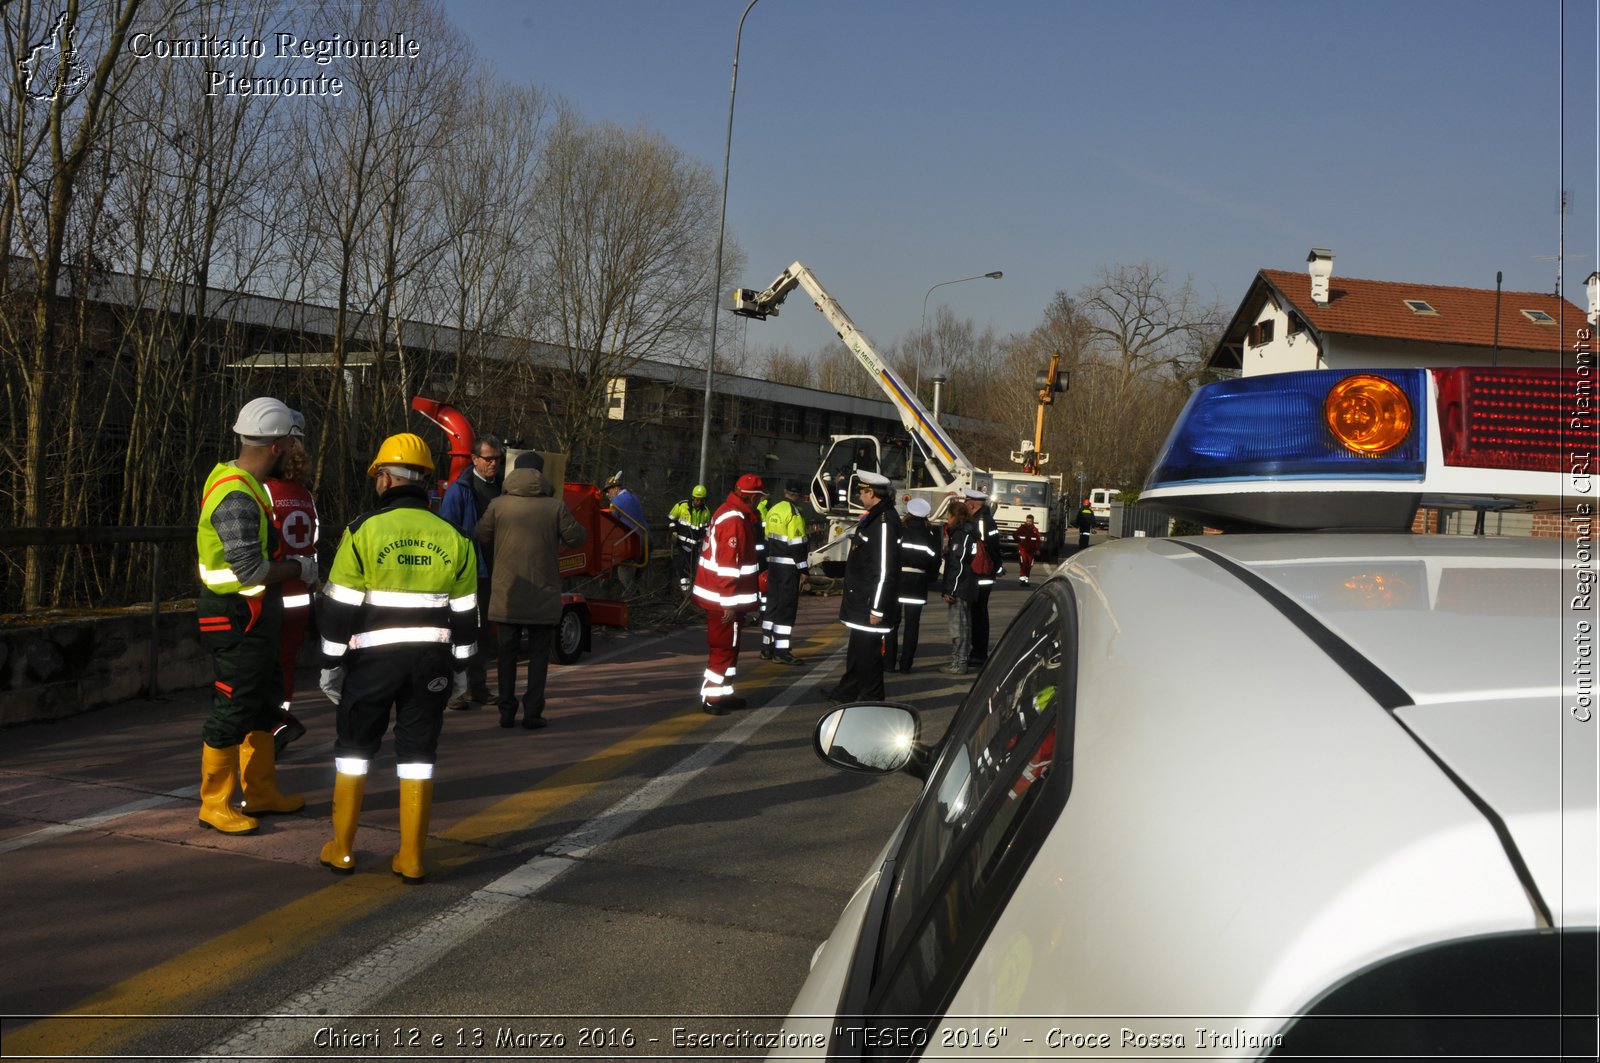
xmin=411 ymin=397 xmax=649 ymax=663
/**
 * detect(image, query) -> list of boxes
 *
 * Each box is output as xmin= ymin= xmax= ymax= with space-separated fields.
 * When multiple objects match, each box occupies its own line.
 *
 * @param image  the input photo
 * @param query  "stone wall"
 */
xmin=0 ymin=605 xmax=214 ymax=726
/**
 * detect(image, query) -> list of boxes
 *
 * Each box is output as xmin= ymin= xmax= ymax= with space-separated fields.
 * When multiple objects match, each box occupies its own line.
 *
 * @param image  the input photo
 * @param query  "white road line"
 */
xmin=190 ymin=644 xmax=848 ymax=1060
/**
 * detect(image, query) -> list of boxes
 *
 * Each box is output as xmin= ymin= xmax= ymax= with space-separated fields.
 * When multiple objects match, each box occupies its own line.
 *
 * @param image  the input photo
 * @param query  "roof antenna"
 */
xmin=1492 ymin=271 xmax=1501 ymax=368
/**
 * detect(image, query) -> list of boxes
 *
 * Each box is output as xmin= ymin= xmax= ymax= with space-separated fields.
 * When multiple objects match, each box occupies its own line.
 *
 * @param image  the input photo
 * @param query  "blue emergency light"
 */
xmin=1147 ymin=369 xmax=1428 ymax=488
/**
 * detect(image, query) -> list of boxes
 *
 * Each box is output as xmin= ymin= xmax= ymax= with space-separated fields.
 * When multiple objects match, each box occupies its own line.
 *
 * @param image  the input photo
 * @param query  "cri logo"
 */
xmin=280 ymin=509 xmax=315 ymax=552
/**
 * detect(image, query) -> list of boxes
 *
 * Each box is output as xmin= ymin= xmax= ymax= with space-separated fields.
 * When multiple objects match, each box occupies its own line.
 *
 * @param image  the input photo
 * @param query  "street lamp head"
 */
xmin=985 ymin=271 xmax=1003 ymax=280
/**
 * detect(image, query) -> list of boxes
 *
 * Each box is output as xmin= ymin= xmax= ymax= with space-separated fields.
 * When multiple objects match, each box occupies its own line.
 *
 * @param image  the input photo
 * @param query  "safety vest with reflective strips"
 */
xmin=266 ymin=478 xmax=318 ymax=610
xmin=317 ymin=489 xmax=478 ymax=666
xmin=667 ymin=498 xmax=711 ymax=550
xmin=196 ymin=462 xmax=273 ymax=598
xmin=762 ymin=498 xmax=809 ymax=569
xmin=692 ymin=492 xmax=761 ymax=611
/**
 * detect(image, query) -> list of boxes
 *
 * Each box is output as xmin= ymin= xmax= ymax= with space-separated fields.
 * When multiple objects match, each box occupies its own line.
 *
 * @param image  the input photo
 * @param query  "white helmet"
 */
xmin=233 ymin=397 xmax=296 ymax=443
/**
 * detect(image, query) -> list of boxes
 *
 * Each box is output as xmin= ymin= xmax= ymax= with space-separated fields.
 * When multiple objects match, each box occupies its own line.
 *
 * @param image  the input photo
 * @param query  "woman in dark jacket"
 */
xmin=940 ymin=503 xmax=979 ymax=675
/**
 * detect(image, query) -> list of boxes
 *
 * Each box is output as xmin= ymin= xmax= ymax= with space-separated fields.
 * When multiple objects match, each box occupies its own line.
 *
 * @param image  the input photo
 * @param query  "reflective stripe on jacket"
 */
xmin=762 ymin=498 xmax=809 ymax=569
xmin=317 ymin=485 xmax=478 ymax=665
xmin=839 ymin=499 xmax=901 ymax=633
xmin=692 ymin=492 xmax=761 ymax=611
xmin=197 ymin=462 xmax=272 ymax=598
xmin=896 ymin=519 xmax=941 ymax=604
xmin=667 ymin=499 xmax=711 ymax=548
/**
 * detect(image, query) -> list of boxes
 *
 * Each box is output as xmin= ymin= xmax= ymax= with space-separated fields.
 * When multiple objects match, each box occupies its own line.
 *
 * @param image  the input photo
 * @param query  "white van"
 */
xmin=1088 ymin=487 xmax=1119 ymax=528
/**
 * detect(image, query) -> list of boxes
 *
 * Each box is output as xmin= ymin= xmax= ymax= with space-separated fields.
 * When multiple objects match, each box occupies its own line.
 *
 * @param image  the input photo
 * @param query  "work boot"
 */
xmin=773 ymin=650 xmax=804 ymax=666
xmin=938 ymin=663 xmax=968 ymax=676
xmin=446 ymin=694 xmax=474 ymax=711
xmin=520 ymin=697 xmax=549 ymax=730
xmin=238 ymin=730 xmax=305 ymax=815
xmin=702 ymin=700 xmax=730 ymax=716
xmin=391 ymin=776 xmax=434 ymax=884
xmin=271 ymin=711 xmax=307 ymax=755
xmin=318 ymin=770 xmax=367 ymax=875
xmin=198 ymin=744 xmax=258 ymax=835
xmin=759 ymin=645 xmax=773 ymax=660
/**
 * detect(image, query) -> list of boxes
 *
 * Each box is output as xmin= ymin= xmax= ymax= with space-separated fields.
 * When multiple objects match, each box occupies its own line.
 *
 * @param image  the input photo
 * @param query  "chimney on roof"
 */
xmin=1586 ymin=271 xmax=1599 ymax=326
xmin=1307 ymin=248 xmax=1334 ymax=306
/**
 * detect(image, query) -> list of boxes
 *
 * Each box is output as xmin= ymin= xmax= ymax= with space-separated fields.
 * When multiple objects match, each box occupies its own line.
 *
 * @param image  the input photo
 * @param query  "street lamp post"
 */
xmin=696 ymin=0 xmax=763 ymax=488
xmin=917 ymin=270 xmax=1003 ymax=395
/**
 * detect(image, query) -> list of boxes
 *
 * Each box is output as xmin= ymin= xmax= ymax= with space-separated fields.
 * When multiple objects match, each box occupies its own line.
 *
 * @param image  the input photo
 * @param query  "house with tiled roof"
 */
xmin=1208 ymin=249 xmax=1592 ymax=377
xmin=1205 ymin=251 xmax=1597 ymax=539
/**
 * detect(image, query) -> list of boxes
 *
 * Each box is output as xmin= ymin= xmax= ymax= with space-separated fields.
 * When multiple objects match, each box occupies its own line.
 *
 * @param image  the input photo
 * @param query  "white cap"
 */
xmin=906 ymin=497 xmax=932 ymax=518
xmin=961 ymin=487 xmax=988 ymax=500
xmin=233 ymin=397 xmax=296 ymax=444
xmin=858 ymin=471 xmax=890 ymax=487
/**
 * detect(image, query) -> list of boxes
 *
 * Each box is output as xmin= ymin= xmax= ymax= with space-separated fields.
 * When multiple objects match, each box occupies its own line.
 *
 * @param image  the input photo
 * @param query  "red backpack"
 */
xmin=970 ymin=536 xmax=995 ymax=576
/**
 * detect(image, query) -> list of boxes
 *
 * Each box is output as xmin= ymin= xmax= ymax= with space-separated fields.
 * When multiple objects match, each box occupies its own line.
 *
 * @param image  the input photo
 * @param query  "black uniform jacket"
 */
xmin=839 ymin=498 xmax=901 ymax=634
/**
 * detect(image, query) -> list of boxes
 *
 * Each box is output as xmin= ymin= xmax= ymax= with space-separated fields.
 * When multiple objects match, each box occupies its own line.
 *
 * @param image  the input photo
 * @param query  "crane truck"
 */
xmin=727 ymin=260 xmax=990 ymax=572
xmin=996 ymin=350 xmax=1068 ymax=559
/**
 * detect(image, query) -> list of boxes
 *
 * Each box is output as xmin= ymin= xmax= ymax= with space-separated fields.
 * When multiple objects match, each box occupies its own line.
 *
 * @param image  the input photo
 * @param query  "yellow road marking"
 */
xmin=5 ymin=708 xmax=714 ymax=1058
xmin=7 ymin=626 xmax=845 ymax=1059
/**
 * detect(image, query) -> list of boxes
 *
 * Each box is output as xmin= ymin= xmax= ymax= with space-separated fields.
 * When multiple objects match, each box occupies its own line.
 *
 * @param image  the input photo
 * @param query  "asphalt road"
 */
xmin=0 ymin=576 xmax=1039 ymax=1062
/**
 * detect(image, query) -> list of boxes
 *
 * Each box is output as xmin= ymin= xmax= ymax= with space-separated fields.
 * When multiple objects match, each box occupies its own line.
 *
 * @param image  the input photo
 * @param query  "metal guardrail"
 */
xmin=0 ymin=526 xmax=192 ymax=699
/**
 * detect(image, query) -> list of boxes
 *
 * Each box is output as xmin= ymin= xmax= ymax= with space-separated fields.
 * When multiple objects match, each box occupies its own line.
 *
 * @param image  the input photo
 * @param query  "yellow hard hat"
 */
xmin=692 ymin=484 xmax=708 ymax=499
xmin=367 ymin=432 xmax=435 ymax=477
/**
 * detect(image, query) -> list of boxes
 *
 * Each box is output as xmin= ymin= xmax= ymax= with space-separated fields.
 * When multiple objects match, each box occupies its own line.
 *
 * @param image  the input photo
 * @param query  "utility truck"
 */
xmin=728 ymin=261 xmax=989 ymax=571
xmin=995 ymin=350 xmax=1069 ymax=558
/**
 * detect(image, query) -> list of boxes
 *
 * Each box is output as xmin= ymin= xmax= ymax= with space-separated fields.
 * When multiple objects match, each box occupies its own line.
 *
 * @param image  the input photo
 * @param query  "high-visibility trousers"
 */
xmin=335 ymin=645 xmax=453 ymax=764
xmin=701 ymin=608 xmax=743 ymax=704
xmin=761 ymin=565 xmax=801 ymax=650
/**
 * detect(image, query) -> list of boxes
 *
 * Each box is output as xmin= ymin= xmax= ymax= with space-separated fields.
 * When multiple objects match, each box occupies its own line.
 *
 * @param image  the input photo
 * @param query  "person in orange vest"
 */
xmin=263 ymin=409 xmax=319 ymax=753
xmin=691 ymin=474 xmax=764 ymax=715
xmin=194 ymin=398 xmax=313 ymax=835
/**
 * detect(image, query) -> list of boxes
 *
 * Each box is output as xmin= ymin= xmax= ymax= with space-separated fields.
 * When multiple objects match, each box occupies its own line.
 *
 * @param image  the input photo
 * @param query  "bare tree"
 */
xmin=419 ymin=78 xmax=547 ymax=405
xmin=1001 ymin=266 xmax=1222 ymax=493
xmin=521 ymin=111 xmax=721 ymax=479
xmin=1 ymin=0 xmax=146 ymax=608
xmin=282 ymin=0 xmax=464 ymax=514
xmin=757 ymin=344 xmax=814 ymax=388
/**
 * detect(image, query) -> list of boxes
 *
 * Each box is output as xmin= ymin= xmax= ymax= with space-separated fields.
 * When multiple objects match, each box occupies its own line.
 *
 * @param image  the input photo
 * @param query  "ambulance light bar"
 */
xmin=1142 ymin=367 xmax=1575 ymax=532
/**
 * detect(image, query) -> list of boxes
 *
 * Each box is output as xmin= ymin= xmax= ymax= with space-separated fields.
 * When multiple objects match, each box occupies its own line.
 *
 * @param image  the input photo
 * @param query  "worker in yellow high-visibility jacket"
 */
xmin=194 ymin=397 xmax=315 ymax=835
xmin=315 ymin=432 xmax=478 ymax=883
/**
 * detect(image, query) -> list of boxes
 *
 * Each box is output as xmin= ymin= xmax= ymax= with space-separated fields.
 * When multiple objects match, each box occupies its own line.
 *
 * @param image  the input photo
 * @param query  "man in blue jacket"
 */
xmin=437 ymin=432 xmax=503 ymax=708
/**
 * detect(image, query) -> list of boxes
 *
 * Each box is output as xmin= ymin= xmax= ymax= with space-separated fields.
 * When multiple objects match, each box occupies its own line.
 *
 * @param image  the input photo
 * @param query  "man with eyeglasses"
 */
xmin=437 ymin=433 xmax=504 ymax=709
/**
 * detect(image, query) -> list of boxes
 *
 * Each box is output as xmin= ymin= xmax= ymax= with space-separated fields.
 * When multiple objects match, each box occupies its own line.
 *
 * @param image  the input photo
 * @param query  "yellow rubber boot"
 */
xmin=391 ymin=777 xmax=434 ymax=884
xmin=318 ymin=770 xmax=367 ymax=875
xmin=238 ymin=730 xmax=305 ymax=815
xmin=198 ymin=744 xmax=258 ymax=835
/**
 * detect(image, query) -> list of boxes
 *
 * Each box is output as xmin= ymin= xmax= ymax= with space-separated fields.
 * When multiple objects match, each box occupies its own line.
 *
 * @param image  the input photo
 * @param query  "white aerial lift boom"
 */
xmin=728 ymin=260 xmax=989 ymax=569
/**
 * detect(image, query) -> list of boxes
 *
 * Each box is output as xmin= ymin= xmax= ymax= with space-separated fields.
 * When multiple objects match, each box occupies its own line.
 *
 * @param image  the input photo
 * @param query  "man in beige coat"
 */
xmin=474 ymin=452 xmax=585 ymax=729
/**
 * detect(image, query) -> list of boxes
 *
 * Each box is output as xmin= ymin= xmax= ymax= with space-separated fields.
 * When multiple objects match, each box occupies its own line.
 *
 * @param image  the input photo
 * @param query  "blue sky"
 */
xmin=445 ymin=0 xmax=1598 ymax=355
